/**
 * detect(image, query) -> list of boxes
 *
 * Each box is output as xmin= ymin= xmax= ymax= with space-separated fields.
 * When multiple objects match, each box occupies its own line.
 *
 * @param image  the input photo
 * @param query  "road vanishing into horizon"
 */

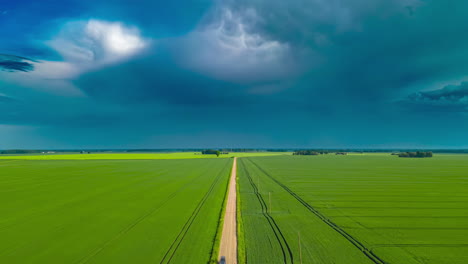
xmin=218 ymin=157 xmax=238 ymax=264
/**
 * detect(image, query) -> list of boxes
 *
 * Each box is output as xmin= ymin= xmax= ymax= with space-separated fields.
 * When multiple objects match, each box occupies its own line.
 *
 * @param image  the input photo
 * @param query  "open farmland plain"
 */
xmin=238 ymin=154 xmax=468 ymax=264
xmin=0 ymin=158 xmax=232 ymax=264
xmin=0 ymin=152 xmax=291 ymax=160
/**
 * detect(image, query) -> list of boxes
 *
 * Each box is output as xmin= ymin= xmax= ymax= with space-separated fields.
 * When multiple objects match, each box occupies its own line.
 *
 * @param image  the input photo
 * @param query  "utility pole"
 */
xmin=298 ymin=231 xmax=303 ymax=264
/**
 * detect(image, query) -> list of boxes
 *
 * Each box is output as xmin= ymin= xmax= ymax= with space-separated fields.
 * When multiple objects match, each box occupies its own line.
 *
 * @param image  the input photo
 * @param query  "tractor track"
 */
xmin=240 ymin=158 xmax=294 ymax=264
xmin=372 ymin=244 xmax=468 ymax=248
xmin=1 ymin=169 xmax=174 ymax=233
xmin=75 ymin=165 xmax=213 ymax=264
xmin=159 ymin=159 xmax=230 ymax=264
xmin=246 ymin=158 xmax=386 ymax=264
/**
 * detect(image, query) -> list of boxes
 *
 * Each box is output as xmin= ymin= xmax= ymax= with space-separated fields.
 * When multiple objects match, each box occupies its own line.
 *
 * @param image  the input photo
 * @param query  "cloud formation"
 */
xmin=0 ymin=54 xmax=34 ymax=72
xmin=0 ymin=19 xmax=149 ymax=98
xmin=401 ymin=82 xmax=468 ymax=112
xmin=40 ymin=19 xmax=149 ymax=80
xmin=175 ymin=8 xmax=298 ymax=83
xmin=49 ymin=19 xmax=148 ymax=65
xmin=2 ymin=0 xmax=468 ymax=148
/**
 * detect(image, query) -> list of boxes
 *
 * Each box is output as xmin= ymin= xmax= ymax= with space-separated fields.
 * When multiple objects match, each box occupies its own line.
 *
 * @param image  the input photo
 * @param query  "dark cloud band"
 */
xmin=400 ymin=82 xmax=468 ymax=112
xmin=0 ymin=54 xmax=34 ymax=72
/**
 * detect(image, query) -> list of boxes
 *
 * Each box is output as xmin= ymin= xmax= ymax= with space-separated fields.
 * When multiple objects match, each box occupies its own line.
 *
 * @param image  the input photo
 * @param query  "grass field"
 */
xmin=237 ymin=154 xmax=468 ymax=264
xmin=0 ymin=152 xmax=290 ymax=160
xmin=0 ymin=158 xmax=232 ymax=263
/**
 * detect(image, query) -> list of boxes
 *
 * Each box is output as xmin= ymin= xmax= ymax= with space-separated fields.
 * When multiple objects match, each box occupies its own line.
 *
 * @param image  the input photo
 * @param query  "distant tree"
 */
xmin=293 ymin=150 xmax=320 ymax=155
xmin=202 ymin=149 xmax=221 ymax=156
xmin=1 ymin=149 xmax=41 ymax=154
xmin=397 ymin=151 xmax=433 ymax=158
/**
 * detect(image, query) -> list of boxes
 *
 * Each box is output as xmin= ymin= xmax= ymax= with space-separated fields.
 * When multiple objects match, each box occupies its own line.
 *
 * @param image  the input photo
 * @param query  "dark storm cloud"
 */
xmin=400 ymin=82 xmax=468 ymax=112
xmin=0 ymin=54 xmax=34 ymax=72
xmin=224 ymin=0 xmax=420 ymax=45
xmin=73 ymin=48 xmax=256 ymax=107
xmin=204 ymin=0 xmax=468 ymax=106
xmin=2 ymin=0 xmax=468 ymax=148
xmin=410 ymin=83 xmax=468 ymax=102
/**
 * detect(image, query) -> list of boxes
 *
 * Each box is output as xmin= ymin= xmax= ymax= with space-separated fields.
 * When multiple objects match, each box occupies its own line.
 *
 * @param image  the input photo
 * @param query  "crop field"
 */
xmin=238 ymin=154 xmax=468 ymax=264
xmin=0 ymin=152 xmax=290 ymax=160
xmin=0 ymin=158 xmax=232 ymax=264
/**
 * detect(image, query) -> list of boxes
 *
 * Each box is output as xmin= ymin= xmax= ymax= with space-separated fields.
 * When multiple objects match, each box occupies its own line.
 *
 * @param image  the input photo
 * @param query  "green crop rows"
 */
xmin=0 ymin=152 xmax=291 ymax=160
xmin=238 ymin=154 xmax=468 ymax=264
xmin=2 ymin=153 xmax=467 ymax=264
xmin=0 ymin=158 xmax=231 ymax=263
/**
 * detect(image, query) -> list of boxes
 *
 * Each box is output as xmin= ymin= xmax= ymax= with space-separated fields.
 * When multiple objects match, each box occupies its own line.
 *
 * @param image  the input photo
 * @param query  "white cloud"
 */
xmin=1 ymin=19 xmax=148 ymax=97
xmin=175 ymin=8 xmax=299 ymax=83
xmin=86 ymin=20 xmax=146 ymax=56
xmin=49 ymin=19 xmax=148 ymax=67
xmin=18 ymin=19 xmax=151 ymax=83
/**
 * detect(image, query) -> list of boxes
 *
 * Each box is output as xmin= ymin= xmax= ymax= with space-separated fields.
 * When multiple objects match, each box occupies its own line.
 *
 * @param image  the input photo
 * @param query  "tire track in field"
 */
xmin=240 ymin=158 xmax=294 ymax=264
xmin=314 ymin=206 xmax=468 ymax=209
xmin=331 ymin=216 xmax=468 ymax=218
xmin=362 ymin=227 xmax=468 ymax=230
xmin=0 ymin=169 xmax=173 ymax=233
xmin=247 ymin=158 xmax=386 ymax=264
xmin=159 ymin=159 xmax=230 ymax=264
xmin=75 ymin=165 xmax=215 ymax=264
xmin=371 ymin=244 xmax=468 ymax=248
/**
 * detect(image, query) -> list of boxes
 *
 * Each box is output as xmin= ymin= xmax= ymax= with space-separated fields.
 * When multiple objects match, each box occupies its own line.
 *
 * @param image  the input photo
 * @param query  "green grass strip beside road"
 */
xmin=237 ymin=158 xmax=247 ymax=264
xmin=208 ymin=158 xmax=234 ymax=264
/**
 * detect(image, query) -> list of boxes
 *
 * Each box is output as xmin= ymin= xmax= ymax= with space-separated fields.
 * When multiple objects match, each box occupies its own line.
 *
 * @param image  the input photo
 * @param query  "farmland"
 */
xmin=2 ymin=152 xmax=467 ymax=264
xmin=0 ymin=152 xmax=290 ymax=160
xmin=0 ymin=158 xmax=232 ymax=264
xmin=238 ymin=154 xmax=468 ymax=264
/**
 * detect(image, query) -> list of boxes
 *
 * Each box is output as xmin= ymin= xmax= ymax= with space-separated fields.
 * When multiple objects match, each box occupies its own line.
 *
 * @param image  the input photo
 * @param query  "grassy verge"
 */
xmin=237 ymin=158 xmax=246 ymax=264
xmin=208 ymin=158 xmax=234 ymax=263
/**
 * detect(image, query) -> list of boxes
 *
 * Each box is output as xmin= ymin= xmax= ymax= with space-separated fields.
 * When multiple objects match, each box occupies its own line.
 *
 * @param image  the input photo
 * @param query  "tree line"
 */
xmin=396 ymin=151 xmax=433 ymax=158
xmin=201 ymin=149 xmax=226 ymax=157
xmin=0 ymin=149 xmax=41 ymax=154
xmin=293 ymin=150 xmax=330 ymax=155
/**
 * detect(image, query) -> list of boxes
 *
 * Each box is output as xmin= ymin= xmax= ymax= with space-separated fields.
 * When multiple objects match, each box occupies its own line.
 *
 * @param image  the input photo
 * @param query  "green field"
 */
xmin=238 ymin=154 xmax=468 ymax=264
xmin=0 ymin=158 xmax=232 ymax=263
xmin=3 ymin=153 xmax=467 ymax=264
xmin=0 ymin=152 xmax=290 ymax=160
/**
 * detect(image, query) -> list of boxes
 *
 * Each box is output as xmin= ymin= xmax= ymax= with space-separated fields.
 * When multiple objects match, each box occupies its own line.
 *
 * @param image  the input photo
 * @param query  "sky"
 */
xmin=1 ymin=0 xmax=468 ymax=149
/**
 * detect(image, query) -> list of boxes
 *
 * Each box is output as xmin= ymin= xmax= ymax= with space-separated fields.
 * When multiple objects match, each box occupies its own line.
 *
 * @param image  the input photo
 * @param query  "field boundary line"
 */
xmin=247 ymin=158 xmax=386 ymax=264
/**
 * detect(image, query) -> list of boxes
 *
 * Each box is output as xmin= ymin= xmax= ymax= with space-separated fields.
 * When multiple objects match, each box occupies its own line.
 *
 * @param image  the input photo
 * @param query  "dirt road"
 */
xmin=218 ymin=157 xmax=237 ymax=264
